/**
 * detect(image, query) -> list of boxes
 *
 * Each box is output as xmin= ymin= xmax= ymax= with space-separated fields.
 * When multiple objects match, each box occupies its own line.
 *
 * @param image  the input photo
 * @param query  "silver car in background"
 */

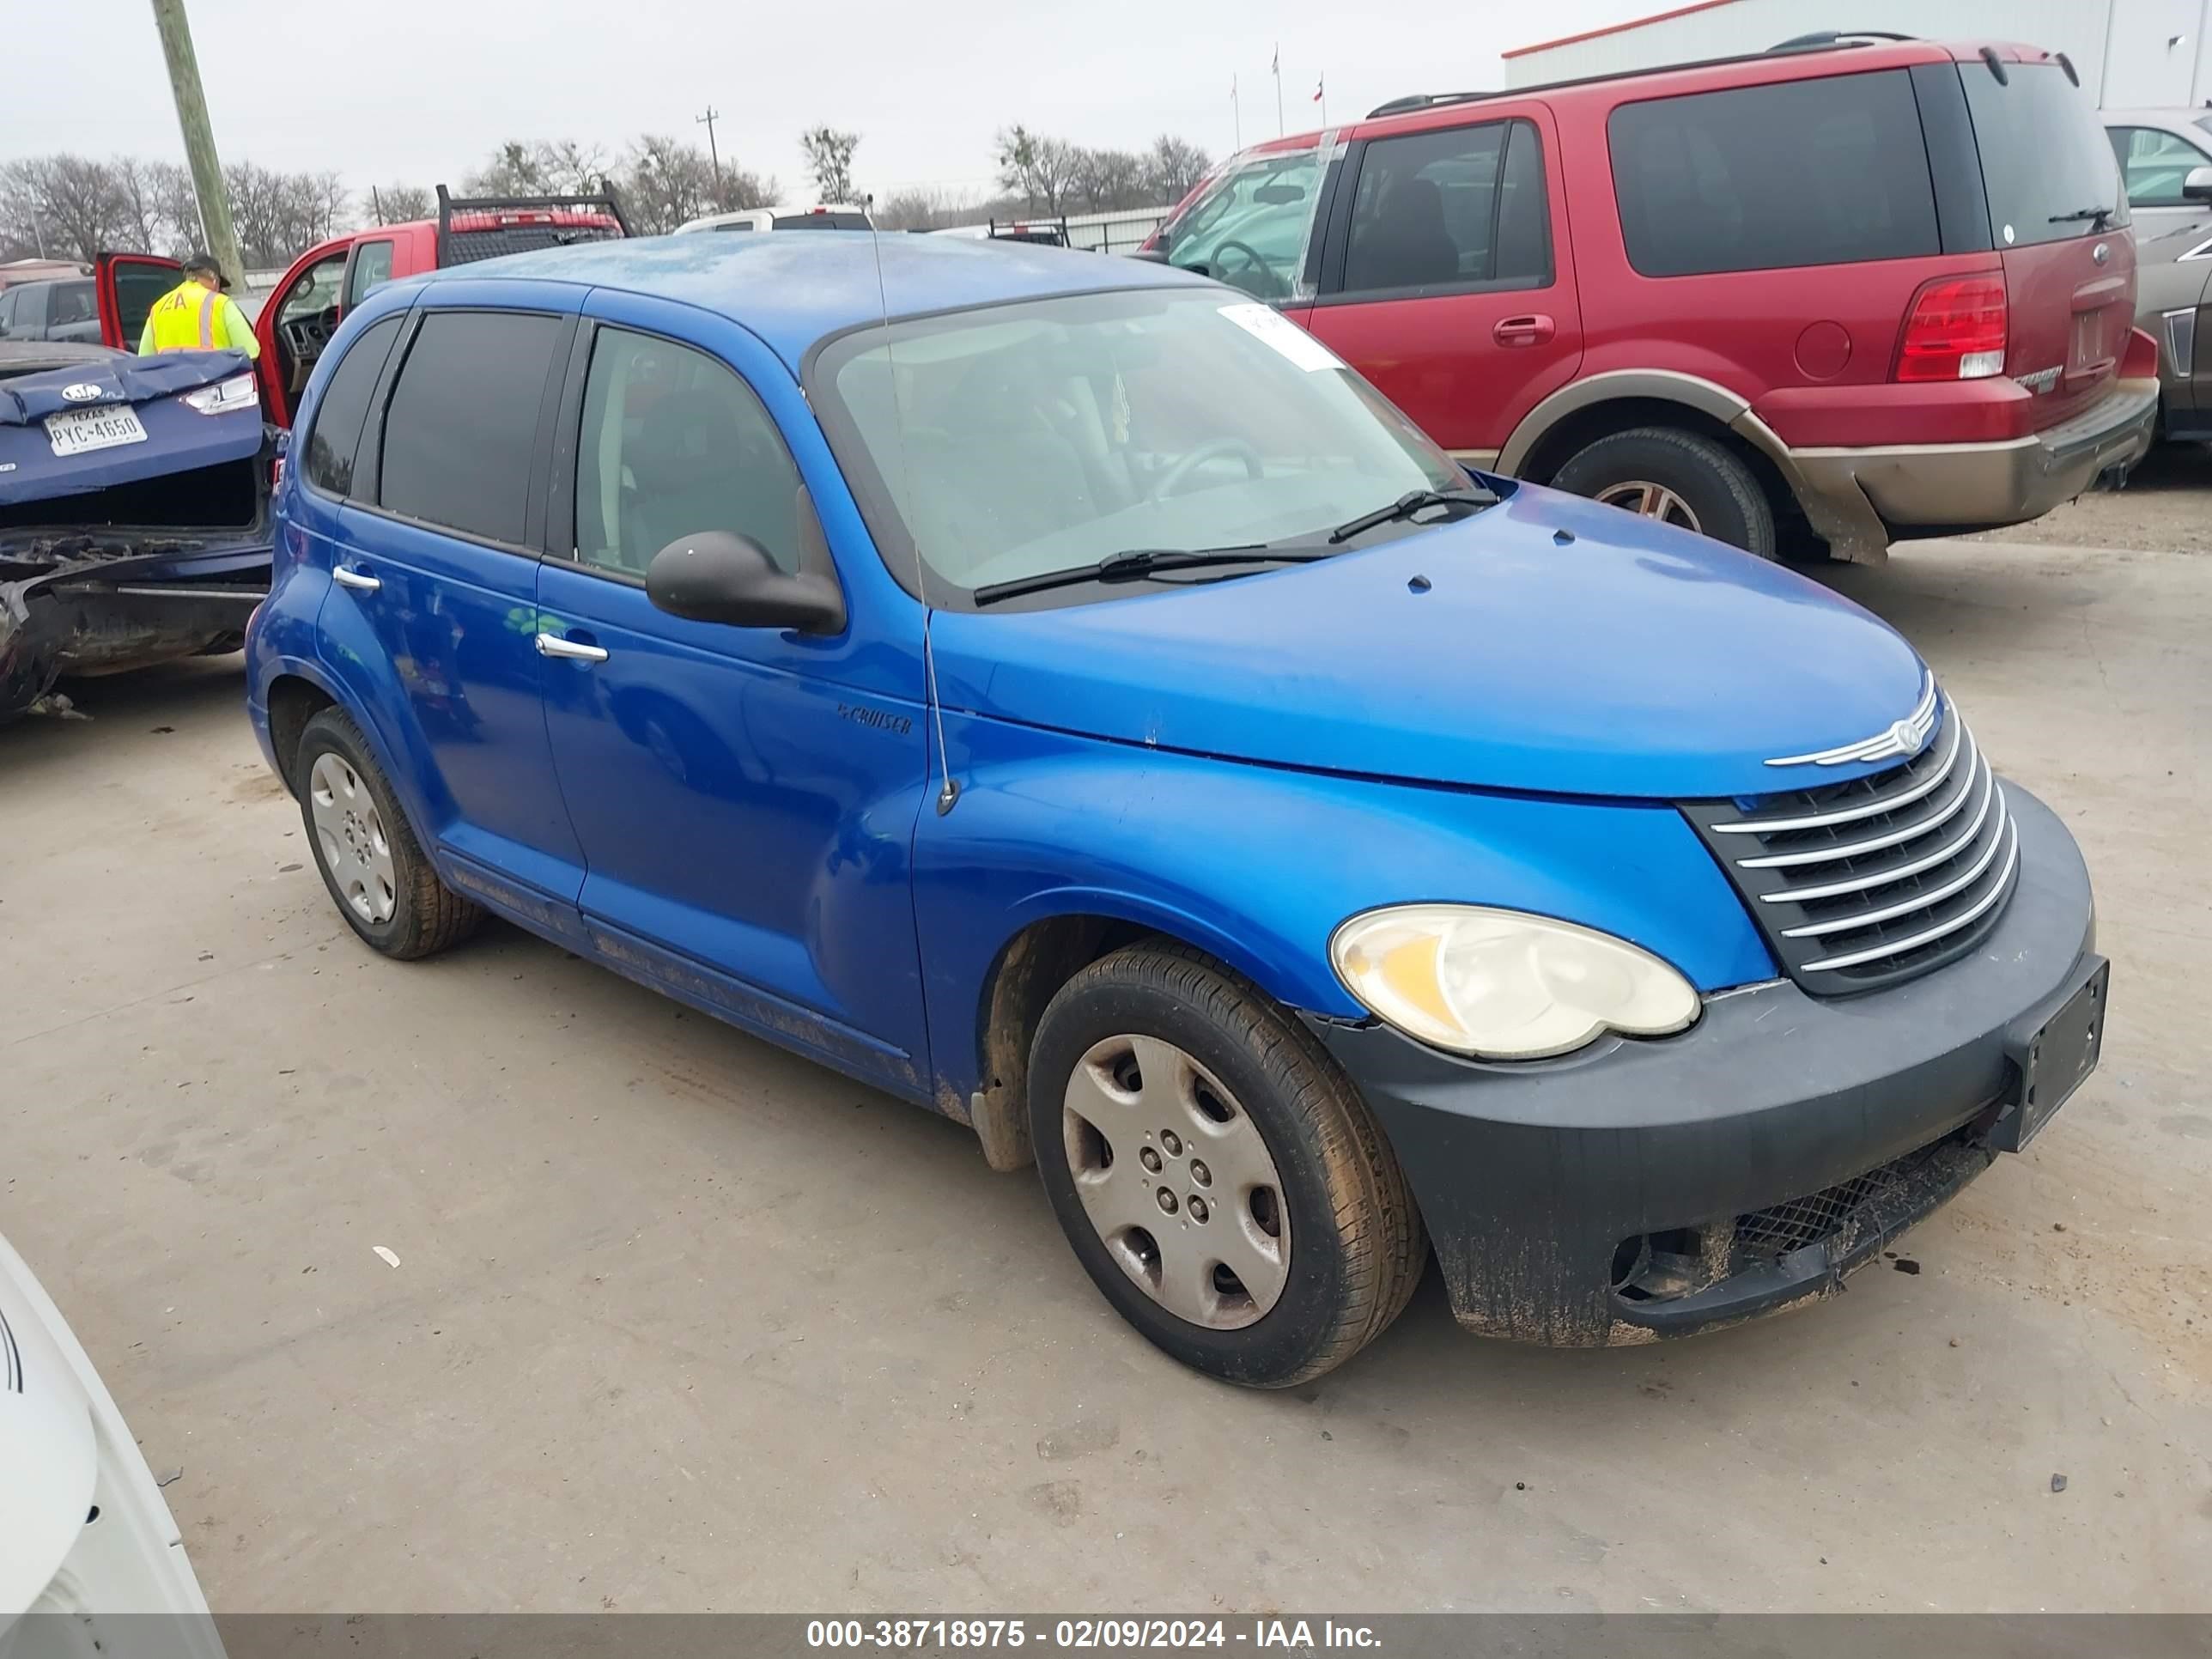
xmin=2132 ymin=216 xmax=2212 ymax=442
xmin=2105 ymin=107 xmax=2212 ymax=240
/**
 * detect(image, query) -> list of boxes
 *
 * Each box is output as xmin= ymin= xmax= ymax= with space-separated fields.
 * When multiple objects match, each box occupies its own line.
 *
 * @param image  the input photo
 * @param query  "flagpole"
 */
xmin=1273 ymin=43 xmax=1285 ymax=136
xmin=1232 ymin=72 xmax=1242 ymax=150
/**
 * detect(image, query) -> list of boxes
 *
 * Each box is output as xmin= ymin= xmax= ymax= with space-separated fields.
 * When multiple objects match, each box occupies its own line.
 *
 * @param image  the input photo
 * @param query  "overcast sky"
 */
xmin=9 ymin=0 xmax=1650 ymax=204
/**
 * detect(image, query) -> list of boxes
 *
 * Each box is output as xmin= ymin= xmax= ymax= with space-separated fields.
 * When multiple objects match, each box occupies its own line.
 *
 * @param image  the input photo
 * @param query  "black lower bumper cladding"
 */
xmin=1309 ymin=781 xmax=2103 ymax=1346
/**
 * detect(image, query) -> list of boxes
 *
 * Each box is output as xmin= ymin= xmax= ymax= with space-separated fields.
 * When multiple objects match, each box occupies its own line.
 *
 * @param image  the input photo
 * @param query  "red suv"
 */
xmin=1145 ymin=33 xmax=2158 ymax=561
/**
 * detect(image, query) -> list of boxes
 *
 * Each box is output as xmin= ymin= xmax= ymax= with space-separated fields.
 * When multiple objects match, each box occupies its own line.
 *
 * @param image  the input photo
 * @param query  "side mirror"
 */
xmin=2185 ymin=165 xmax=2212 ymax=203
xmin=645 ymin=531 xmax=847 ymax=635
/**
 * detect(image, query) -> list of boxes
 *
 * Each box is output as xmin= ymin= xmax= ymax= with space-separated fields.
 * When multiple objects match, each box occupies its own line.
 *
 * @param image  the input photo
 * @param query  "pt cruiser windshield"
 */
xmin=816 ymin=288 xmax=1472 ymax=606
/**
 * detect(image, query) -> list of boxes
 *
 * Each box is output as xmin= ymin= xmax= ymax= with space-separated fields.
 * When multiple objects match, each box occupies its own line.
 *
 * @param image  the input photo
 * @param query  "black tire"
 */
xmin=1029 ymin=941 xmax=1425 ymax=1388
xmin=295 ymin=706 xmax=482 ymax=960
xmin=1551 ymin=425 xmax=1778 ymax=559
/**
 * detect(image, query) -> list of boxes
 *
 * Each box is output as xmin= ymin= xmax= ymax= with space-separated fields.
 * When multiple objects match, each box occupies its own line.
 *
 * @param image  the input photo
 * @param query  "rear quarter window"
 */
xmin=302 ymin=314 xmax=404 ymax=499
xmin=1608 ymin=69 xmax=1941 ymax=276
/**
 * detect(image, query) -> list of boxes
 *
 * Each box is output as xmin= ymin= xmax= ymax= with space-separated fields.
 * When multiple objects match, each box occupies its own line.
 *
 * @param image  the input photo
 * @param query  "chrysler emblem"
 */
xmin=2092 ymin=241 xmax=2110 ymax=265
xmin=1766 ymin=673 xmax=1940 ymax=767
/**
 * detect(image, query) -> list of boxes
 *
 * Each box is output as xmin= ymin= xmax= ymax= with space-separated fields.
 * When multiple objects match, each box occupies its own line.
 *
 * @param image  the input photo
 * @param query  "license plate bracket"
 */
xmin=1990 ymin=955 xmax=2109 ymax=1153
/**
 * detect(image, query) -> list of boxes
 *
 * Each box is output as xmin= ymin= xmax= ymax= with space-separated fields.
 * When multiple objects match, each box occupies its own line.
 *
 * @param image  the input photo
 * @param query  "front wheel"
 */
xmin=1551 ymin=426 xmax=1778 ymax=559
xmin=1029 ymin=942 xmax=1425 ymax=1388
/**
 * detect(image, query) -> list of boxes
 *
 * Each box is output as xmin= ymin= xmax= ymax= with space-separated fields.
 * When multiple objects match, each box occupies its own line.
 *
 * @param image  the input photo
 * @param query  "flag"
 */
xmin=1271 ymin=44 xmax=1279 ymax=74
xmin=1312 ymin=76 xmax=1324 ymax=102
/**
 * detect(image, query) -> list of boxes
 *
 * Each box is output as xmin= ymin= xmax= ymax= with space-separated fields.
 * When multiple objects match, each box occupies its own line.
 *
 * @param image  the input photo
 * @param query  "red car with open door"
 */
xmin=250 ymin=185 xmax=630 ymax=427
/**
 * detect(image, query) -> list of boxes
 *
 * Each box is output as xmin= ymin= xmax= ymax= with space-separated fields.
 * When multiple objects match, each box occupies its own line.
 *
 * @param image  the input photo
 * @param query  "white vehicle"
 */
xmin=673 ymin=203 xmax=873 ymax=234
xmin=0 ymin=1231 xmax=221 ymax=1657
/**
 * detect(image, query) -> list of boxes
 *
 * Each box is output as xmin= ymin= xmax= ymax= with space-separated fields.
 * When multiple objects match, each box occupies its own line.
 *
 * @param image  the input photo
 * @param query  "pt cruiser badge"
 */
xmin=1765 ymin=672 xmax=1940 ymax=767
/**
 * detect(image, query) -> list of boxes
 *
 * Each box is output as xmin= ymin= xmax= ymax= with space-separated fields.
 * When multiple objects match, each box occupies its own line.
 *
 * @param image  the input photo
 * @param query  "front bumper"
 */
xmin=1308 ymin=782 xmax=2102 ymax=1347
xmin=1782 ymin=379 xmax=2158 ymax=560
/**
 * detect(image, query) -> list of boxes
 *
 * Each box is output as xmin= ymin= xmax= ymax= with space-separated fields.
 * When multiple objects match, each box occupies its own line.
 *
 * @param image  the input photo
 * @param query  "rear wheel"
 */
xmin=1552 ymin=426 xmax=1777 ymax=559
xmin=1029 ymin=941 xmax=1425 ymax=1388
xmin=295 ymin=707 xmax=482 ymax=960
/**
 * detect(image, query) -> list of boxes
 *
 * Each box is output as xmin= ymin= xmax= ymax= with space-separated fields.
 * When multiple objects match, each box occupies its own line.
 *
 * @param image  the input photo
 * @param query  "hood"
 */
xmin=0 ymin=1237 xmax=98 ymax=1613
xmin=929 ymin=483 xmax=1927 ymax=801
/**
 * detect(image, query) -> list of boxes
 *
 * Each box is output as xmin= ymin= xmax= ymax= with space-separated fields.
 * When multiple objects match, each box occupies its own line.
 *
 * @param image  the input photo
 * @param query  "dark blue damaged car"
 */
xmin=1 ymin=342 xmax=271 ymax=721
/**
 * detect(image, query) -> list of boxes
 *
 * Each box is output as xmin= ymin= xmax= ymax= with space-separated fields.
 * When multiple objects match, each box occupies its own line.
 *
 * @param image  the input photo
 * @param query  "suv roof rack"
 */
xmin=1366 ymin=90 xmax=1494 ymax=118
xmin=434 ymin=182 xmax=634 ymax=265
xmin=1767 ymin=29 xmax=1915 ymax=53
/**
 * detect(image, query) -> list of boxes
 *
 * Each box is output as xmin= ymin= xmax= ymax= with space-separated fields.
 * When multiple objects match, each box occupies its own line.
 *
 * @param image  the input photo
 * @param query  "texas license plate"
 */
xmin=46 ymin=404 xmax=149 ymax=458
xmin=1991 ymin=956 xmax=2109 ymax=1153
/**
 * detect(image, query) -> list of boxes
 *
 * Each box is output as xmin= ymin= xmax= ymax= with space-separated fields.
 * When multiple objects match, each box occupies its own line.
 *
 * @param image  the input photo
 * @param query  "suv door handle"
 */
xmin=1493 ymin=313 xmax=1555 ymax=346
xmin=536 ymin=632 xmax=609 ymax=663
xmin=331 ymin=565 xmax=380 ymax=592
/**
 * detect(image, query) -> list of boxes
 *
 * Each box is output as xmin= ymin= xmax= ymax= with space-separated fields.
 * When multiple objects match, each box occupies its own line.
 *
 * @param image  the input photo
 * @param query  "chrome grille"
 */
xmin=1685 ymin=690 xmax=2021 ymax=994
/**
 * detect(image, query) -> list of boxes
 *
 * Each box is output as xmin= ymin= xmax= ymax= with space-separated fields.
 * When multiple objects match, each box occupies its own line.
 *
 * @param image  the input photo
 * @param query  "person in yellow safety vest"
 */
xmin=138 ymin=253 xmax=259 ymax=359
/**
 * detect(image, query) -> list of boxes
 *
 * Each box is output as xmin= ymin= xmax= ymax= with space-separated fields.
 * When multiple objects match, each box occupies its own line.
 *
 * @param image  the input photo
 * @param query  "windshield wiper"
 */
xmin=2048 ymin=204 xmax=2117 ymax=228
xmin=1327 ymin=486 xmax=1493 ymax=544
xmin=971 ymin=545 xmax=1331 ymax=606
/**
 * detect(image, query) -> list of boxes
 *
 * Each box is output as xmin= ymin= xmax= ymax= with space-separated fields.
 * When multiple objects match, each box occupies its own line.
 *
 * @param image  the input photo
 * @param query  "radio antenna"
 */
xmin=866 ymin=214 xmax=959 ymax=814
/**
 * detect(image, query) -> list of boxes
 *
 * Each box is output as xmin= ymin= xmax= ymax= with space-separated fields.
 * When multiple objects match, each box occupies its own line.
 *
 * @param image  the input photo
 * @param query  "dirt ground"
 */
xmin=2 ymin=534 xmax=2207 ymax=1613
xmin=1963 ymin=441 xmax=2212 ymax=553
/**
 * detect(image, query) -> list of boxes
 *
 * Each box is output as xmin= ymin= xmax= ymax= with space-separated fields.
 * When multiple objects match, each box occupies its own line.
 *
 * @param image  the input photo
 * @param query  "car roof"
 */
xmin=2101 ymin=106 xmax=2212 ymax=126
xmin=423 ymin=231 xmax=1217 ymax=371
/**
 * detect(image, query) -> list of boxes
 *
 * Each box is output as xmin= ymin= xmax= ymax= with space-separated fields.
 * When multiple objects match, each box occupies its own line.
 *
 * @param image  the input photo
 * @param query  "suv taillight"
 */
xmin=1895 ymin=275 xmax=2008 ymax=382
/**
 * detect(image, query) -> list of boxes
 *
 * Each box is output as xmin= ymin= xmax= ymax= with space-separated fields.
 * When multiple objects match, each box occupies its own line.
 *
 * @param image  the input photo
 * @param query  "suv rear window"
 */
xmin=1964 ymin=63 xmax=2128 ymax=248
xmin=377 ymin=310 xmax=561 ymax=544
xmin=1608 ymin=69 xmax=1940 ymax=276
xmin=772 ymin=212 xmax=872 ymax=230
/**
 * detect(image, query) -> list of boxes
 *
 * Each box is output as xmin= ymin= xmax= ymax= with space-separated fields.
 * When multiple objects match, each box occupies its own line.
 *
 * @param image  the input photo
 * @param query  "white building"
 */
xmin=1503 ymin=0 xmax=2212 ymax=107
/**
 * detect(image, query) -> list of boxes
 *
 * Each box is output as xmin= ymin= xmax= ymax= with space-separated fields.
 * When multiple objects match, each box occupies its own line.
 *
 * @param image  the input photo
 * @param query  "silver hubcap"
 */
xmin=1062 ymin=1035 xmax=1291 ymax=1330
xmin=308 ymin=753 xmax=397 ymax=925
xmin=1595 ymin=480 xmax=1702 ymax=532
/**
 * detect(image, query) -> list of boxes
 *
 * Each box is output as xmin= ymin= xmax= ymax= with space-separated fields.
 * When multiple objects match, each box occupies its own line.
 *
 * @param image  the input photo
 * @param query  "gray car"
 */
xmin=2104 ymin=107 xmax=2212 ymax=240
xmin=2132 ymin=214 xmax=2212 ymax=441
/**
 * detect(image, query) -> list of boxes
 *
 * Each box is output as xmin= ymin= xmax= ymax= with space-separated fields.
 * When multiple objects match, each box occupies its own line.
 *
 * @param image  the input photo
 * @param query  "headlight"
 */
xmin=179 ymin=372 xmax=258 ymax=416
xmin=1329 ymin=904 xmax=1699 ymax=1060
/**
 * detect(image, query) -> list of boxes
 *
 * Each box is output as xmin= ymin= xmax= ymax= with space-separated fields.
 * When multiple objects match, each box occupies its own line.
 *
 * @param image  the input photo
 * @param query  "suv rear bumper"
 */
xmin=1779 ymin=379 xmax=2157 ymax=558
xmin=1304 ymin=781 xmax=2101 ymax=1347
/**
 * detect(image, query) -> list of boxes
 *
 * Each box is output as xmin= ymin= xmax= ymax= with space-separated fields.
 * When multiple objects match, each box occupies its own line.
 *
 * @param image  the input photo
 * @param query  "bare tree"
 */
xmin=0 ymin=155 xmax=126 ymax=262
xmin=1071 ymin=147 xmax=1149 ymax=212
xmin=623 ymin=134 xmax=774 ymax=232
xmin=994 ymin=126 xmax=1081 ymax=215
xmin=149 ymin=161 xmax=203 ymax=255
xmin=464 ymin=140 xmax=611 ymax=199
xmin=799 ymin=127 xmax=860 ymax=202
xmin=874 ymin=186 xmax=985 ymax=231
xmin=371 ymin=184 xmax=431 ymax=224
xmin=1146 ymin=136 xmax=1212 ymax=204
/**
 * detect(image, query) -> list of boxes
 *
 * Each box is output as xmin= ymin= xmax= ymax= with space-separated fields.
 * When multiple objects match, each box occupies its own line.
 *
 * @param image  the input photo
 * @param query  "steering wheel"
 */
xmin=1207 ymin=239 xmax=1287 ymax=300
xmin=1152 ymin=438 xmax=1265 ymax=501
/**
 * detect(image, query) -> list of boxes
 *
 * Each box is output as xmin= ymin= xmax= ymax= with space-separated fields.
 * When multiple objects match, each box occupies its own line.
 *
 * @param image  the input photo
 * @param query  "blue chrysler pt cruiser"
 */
xmin=245 ymin=235 xmax=2106 ymax=1385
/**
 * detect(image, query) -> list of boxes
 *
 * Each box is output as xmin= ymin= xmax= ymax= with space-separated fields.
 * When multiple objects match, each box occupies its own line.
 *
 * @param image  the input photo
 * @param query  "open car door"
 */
xmin=94 ymin=252 xmax=181 ymax=350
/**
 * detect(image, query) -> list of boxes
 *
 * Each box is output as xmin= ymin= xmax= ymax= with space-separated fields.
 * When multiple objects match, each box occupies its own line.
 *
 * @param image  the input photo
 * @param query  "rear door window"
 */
xmin=303 ymin=314 xmax=404 ymax=498
xmin=1964 ymin=63 xmax=2127 ymax=247
xmin=376 ymin=309 xmax=561 ymax=544
xmin=2106 ymin=125 xmax=2209 ymax=210
xmin=1608 ymin=69 xmax=1941 ymax=276
xmin=1339 ymin=118 xmax=1547 ymax=296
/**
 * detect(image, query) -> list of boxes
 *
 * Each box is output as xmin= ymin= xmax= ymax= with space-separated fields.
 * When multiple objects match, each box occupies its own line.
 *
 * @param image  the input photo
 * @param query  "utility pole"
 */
xmin=148 ymin=0 xmax=243 ymax=288
xmin=696 ymin=106 xmax=724 ymax=191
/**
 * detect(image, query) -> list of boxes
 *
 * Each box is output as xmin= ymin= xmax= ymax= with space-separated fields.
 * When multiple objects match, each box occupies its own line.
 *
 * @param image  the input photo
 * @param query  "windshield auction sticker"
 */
xmin=1218 ymin=302 xmax=1346 ymax=373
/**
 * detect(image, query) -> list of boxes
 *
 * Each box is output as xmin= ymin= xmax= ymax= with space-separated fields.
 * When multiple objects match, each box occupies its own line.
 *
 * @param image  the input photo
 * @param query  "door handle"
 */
xmin=1493 ymin=313 xmax=1556 ymax=346
xmin=331 ymin=564 xmax=380 ymax=592
xmin=536 ymin=632 xmax=609 ymax=663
